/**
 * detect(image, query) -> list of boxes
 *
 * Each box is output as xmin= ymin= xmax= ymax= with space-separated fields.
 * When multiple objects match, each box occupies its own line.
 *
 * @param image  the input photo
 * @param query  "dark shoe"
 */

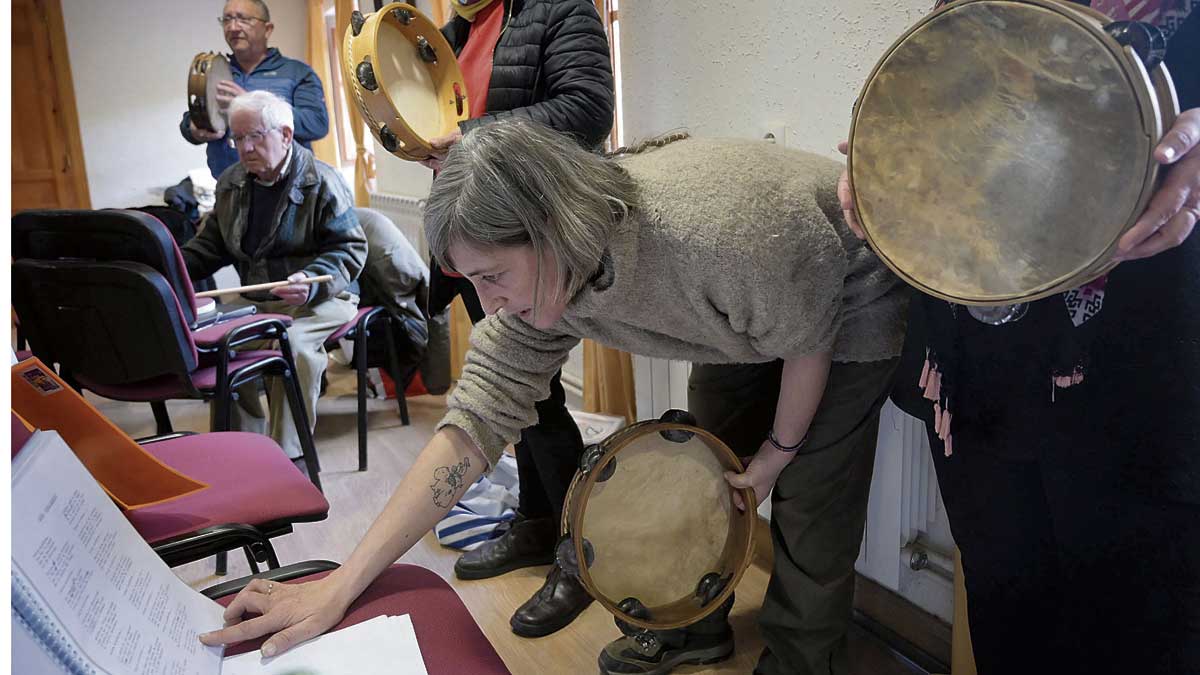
xmin=598 ymin=594 xmax=736 ymax=674
xmin=510 ymin=564 xmax=594 ymax=637
xmin=453 ymin=513 xmax=556 ymax=580
xmin=598 ymin=629 xmax=734 ymax=674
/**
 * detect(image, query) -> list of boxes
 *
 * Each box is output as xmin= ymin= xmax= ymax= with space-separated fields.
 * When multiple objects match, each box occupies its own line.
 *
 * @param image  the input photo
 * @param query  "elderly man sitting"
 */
xmin=181 ymin=90 xmax=365 ymax=467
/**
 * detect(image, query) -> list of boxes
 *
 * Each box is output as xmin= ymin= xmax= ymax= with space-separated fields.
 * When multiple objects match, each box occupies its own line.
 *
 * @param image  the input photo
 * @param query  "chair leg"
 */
xmin=150 ymin=401 xmax=174 ymax=435
xmin=213 ymin=390 xmax=232 ymax=432
xmin=277 ymin=338 xmax=323 ymax=492
xmin=355 ymin=328 xmax=369 ymax=472
xmin=216 ymin=551 xmax=228 ymax=576
xmin=242 ymin=546 xmax=261 ymax=575
xmin=384 ymin=317 xmax=411 ymax=427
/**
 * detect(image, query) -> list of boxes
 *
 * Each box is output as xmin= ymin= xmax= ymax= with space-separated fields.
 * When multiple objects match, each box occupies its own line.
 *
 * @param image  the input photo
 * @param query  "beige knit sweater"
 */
xmin=439 ymin=138 xmax=907 ymax=467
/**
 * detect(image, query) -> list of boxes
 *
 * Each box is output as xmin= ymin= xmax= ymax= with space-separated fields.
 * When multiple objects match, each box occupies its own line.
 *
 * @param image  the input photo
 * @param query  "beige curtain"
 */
xmin=306 ymin=0 xmax=340 ymax=165
xmin=334 ymin=0 xmax=375 ymax=206
xmin=448 ymin=297 xmax=473 ymax=379
xmin=583 ymin=340 xmax=636 ymax=424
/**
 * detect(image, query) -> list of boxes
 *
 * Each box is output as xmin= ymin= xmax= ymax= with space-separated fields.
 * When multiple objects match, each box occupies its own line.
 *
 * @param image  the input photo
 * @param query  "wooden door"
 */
xmin=12 ymin=0 xmax=90 ymax=211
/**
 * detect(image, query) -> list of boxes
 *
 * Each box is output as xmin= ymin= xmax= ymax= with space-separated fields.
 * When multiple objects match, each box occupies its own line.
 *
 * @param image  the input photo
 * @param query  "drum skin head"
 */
xmin=562 ymin=421 xmax=755 ymax=631
xmin=849 ymin=0 xmax=1171 ymax=304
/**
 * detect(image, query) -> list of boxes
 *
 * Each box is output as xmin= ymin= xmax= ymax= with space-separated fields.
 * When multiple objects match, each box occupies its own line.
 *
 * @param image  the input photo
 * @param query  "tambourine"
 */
xmin=558 ymin=410 xmax=755 ymax=633
xmin=848 ymin=0 xmax=1179 ymax=305
xmin=342 ymin=3 xmax=469 ymax=161
xmin=188 ymin=52 xmax=234 ymax=135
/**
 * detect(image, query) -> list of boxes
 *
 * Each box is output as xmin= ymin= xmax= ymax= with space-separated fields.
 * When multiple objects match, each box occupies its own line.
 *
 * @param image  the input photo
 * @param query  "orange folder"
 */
xmin=11 ymin=358 xmax=208 ymax=510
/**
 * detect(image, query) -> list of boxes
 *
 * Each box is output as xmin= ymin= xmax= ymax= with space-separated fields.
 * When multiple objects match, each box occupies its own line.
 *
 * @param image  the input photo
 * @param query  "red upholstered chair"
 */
xmin=206 ymin=562 xmax=511 ymax=675
xmin=323 ymin=306 xmax=413 ymax=471
xmin=134 ymin=432 xmax=329 ymax=572
xmin=10 ymin=413 xmax=328 ymax=574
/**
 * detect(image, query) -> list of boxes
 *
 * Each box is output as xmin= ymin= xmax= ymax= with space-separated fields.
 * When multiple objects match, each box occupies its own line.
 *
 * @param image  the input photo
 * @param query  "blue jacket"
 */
xmin=180 ymin=48 xmax=329 ymax=179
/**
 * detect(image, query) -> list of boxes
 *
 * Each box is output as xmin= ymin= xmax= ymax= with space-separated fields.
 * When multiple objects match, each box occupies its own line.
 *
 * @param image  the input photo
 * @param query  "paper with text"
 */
xmin=12 ymin=431 xmax=226 ymax=675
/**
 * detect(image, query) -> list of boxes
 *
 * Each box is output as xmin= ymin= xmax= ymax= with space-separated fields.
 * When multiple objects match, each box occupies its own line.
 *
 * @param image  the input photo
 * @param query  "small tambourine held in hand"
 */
xmin=194 ymin=275 xmax=334 ymax=299
xmin=846 ymin=0 xmax=1179 ymax=307
xmin=557 ymin=409 xmax=755 ymax=633
xmin=341 ymin=3 xmax=469 ymax=162
xmin=188 ymin=52 xmax=234 ymax=135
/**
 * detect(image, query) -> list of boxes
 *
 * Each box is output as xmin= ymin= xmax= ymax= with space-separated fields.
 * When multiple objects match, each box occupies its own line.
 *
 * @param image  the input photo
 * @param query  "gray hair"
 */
xmin=225 ymin=0 xmax=271 ymax=21
xmin=425 ymin=119 xmax=639 ymax=306
xmin=228 ymin=90 xmax=293 ymax=132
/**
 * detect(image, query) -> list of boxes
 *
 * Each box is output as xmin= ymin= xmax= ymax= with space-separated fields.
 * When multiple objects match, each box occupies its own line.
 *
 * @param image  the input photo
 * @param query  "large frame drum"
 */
xmin=558 ymin=410 xmax=756 ymax=632
xmin=188 ymin=52 xmax=234 ymax=135
xmin=342 ymin=3 xmax=468 ymax=161
xmin=848 ymin=0 xmax=1179 ymax=305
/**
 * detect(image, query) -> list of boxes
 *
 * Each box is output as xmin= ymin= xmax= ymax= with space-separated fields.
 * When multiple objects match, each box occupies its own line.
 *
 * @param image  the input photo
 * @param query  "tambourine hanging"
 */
xmin=558 ymin=410 xmax=756 ymax=635
xmin=188 ymin=52 xmax=234 ymax=135
xmin=848 ymin=0 xmax=1179 ymax=306
xmin=342 ymin=3 xmax=469 ymax=161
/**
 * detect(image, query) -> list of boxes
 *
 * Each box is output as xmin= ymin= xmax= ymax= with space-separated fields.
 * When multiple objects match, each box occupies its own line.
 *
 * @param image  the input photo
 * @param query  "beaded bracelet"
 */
xmin=768 ymin=430 xmax=808 ymax=453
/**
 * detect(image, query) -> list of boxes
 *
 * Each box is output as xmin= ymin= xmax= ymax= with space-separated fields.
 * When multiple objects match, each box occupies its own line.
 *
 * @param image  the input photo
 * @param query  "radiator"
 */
xmin=368 ymin=192 xmax=427 ymax=258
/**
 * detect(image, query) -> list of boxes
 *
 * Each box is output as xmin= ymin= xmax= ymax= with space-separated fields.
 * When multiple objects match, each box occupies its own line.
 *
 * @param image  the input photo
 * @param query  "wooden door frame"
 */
xmin=28 ymin=0 xmax=91 ymax=208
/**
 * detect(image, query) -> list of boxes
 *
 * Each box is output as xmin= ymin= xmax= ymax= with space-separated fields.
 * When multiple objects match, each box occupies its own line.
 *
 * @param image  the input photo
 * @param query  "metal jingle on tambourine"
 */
xmin=657 ymin=409 xmax=697 ymax=442
xmin=391 ymin=6 xmax=414 ymax=25
xmin=350 ymin=10 xmax=365 ymax=36
xmin=579 ymin=444 xmax=616 ymax=482
xmin=555 ymin=535 xmax=594 ymax=577
xmin=967 ymin=303 xmax=1029 ymax=325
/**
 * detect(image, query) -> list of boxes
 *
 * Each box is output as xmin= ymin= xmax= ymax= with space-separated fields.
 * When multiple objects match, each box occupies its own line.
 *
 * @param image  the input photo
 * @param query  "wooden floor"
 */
xmin=93 ymin=370 xmax=925 ymax=675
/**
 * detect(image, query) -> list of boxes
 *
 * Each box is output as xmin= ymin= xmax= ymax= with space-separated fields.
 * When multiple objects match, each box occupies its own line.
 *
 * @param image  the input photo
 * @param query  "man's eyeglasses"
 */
xmin=230 ymin=128 xmax=276 ymax=148
xmin=218 ymin=14 xmax=267 ymax=27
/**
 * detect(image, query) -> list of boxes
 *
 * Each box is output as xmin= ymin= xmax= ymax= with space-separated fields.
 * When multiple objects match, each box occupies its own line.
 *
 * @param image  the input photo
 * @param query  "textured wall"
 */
xmin=619 ymin=1 xmax=930 ymax=157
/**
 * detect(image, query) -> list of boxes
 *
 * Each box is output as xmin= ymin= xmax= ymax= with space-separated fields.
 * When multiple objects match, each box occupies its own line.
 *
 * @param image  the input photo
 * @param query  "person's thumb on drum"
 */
xmin=836 ymin=141 xmax=866 ymax=240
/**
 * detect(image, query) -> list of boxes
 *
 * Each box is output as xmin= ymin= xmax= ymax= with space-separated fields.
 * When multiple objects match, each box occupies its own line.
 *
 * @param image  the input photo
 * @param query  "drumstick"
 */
xmin=194 ymin=275 xmax=334 ymax=298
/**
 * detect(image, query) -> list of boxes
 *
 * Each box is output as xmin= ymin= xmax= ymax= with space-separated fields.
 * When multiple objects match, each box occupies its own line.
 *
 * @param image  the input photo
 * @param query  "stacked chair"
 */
xmin=11 ymin=209 xmax=324 ymax=489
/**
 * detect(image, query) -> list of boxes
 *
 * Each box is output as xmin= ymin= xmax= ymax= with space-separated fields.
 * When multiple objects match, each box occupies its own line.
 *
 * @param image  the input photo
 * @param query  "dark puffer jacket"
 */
xmin=442 ymin=0 xmax=615 ymax=148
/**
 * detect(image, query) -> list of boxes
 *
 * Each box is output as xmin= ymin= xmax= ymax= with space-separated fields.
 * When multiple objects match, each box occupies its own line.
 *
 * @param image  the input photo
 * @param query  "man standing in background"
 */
xmin=181 ymin=0 xmax=329 ymax=179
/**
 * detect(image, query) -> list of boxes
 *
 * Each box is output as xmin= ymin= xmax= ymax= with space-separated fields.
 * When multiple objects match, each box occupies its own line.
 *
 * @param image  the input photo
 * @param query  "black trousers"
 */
xmin=433 ymin=268 xmax=584 ymax=526
xmin=928 ymin=429 xmax=1200 ymax=675
xmin=689 ymin=358 xmax=899 ymax=675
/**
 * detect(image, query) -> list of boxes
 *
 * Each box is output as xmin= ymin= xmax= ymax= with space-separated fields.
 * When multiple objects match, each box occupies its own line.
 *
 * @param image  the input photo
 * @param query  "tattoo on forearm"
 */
xmin=429 ymin=456 xmax=471 ymax=508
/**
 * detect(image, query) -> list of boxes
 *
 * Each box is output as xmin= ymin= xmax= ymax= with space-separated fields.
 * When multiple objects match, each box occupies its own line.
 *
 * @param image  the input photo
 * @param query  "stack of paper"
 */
xmin=222 ymin=614 xmax=428 ymax=675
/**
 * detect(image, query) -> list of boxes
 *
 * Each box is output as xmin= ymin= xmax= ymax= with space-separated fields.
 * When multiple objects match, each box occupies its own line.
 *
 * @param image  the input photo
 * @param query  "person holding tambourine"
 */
xmin=838 ymin=2 xmax=1199 ymax=672
xmin=182 ymin=0 xmax=330 ymax=180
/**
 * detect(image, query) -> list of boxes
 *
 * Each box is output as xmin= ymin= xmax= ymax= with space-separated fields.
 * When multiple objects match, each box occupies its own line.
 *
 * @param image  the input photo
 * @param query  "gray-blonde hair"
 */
xmin=229 ymin=90 xmax=293 ymax=132
xmin=425 ymin=119 xmax=639 ymax=305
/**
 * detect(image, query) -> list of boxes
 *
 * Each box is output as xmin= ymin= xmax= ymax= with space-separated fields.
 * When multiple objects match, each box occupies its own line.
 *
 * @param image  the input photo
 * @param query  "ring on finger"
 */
xmin=266 ymin=582 xmax=275 ymax=596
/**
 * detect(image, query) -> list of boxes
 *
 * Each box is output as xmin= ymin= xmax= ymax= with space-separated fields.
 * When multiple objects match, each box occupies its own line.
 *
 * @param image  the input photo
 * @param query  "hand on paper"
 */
xmin=199 ymin=576 xmax=349 ymax=658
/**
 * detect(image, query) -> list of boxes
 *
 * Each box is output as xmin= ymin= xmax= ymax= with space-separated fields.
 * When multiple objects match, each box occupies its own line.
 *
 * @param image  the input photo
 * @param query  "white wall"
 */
xmin=61 ymin=0 xmax=309 ymax=209
xmin=620 ymin=1 xmax=929 ymax=155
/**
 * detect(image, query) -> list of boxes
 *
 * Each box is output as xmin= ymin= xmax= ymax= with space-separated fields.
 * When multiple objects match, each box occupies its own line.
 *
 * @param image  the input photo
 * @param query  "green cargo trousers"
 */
xmin=688 ymin=357 xmax=898 ymax=675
